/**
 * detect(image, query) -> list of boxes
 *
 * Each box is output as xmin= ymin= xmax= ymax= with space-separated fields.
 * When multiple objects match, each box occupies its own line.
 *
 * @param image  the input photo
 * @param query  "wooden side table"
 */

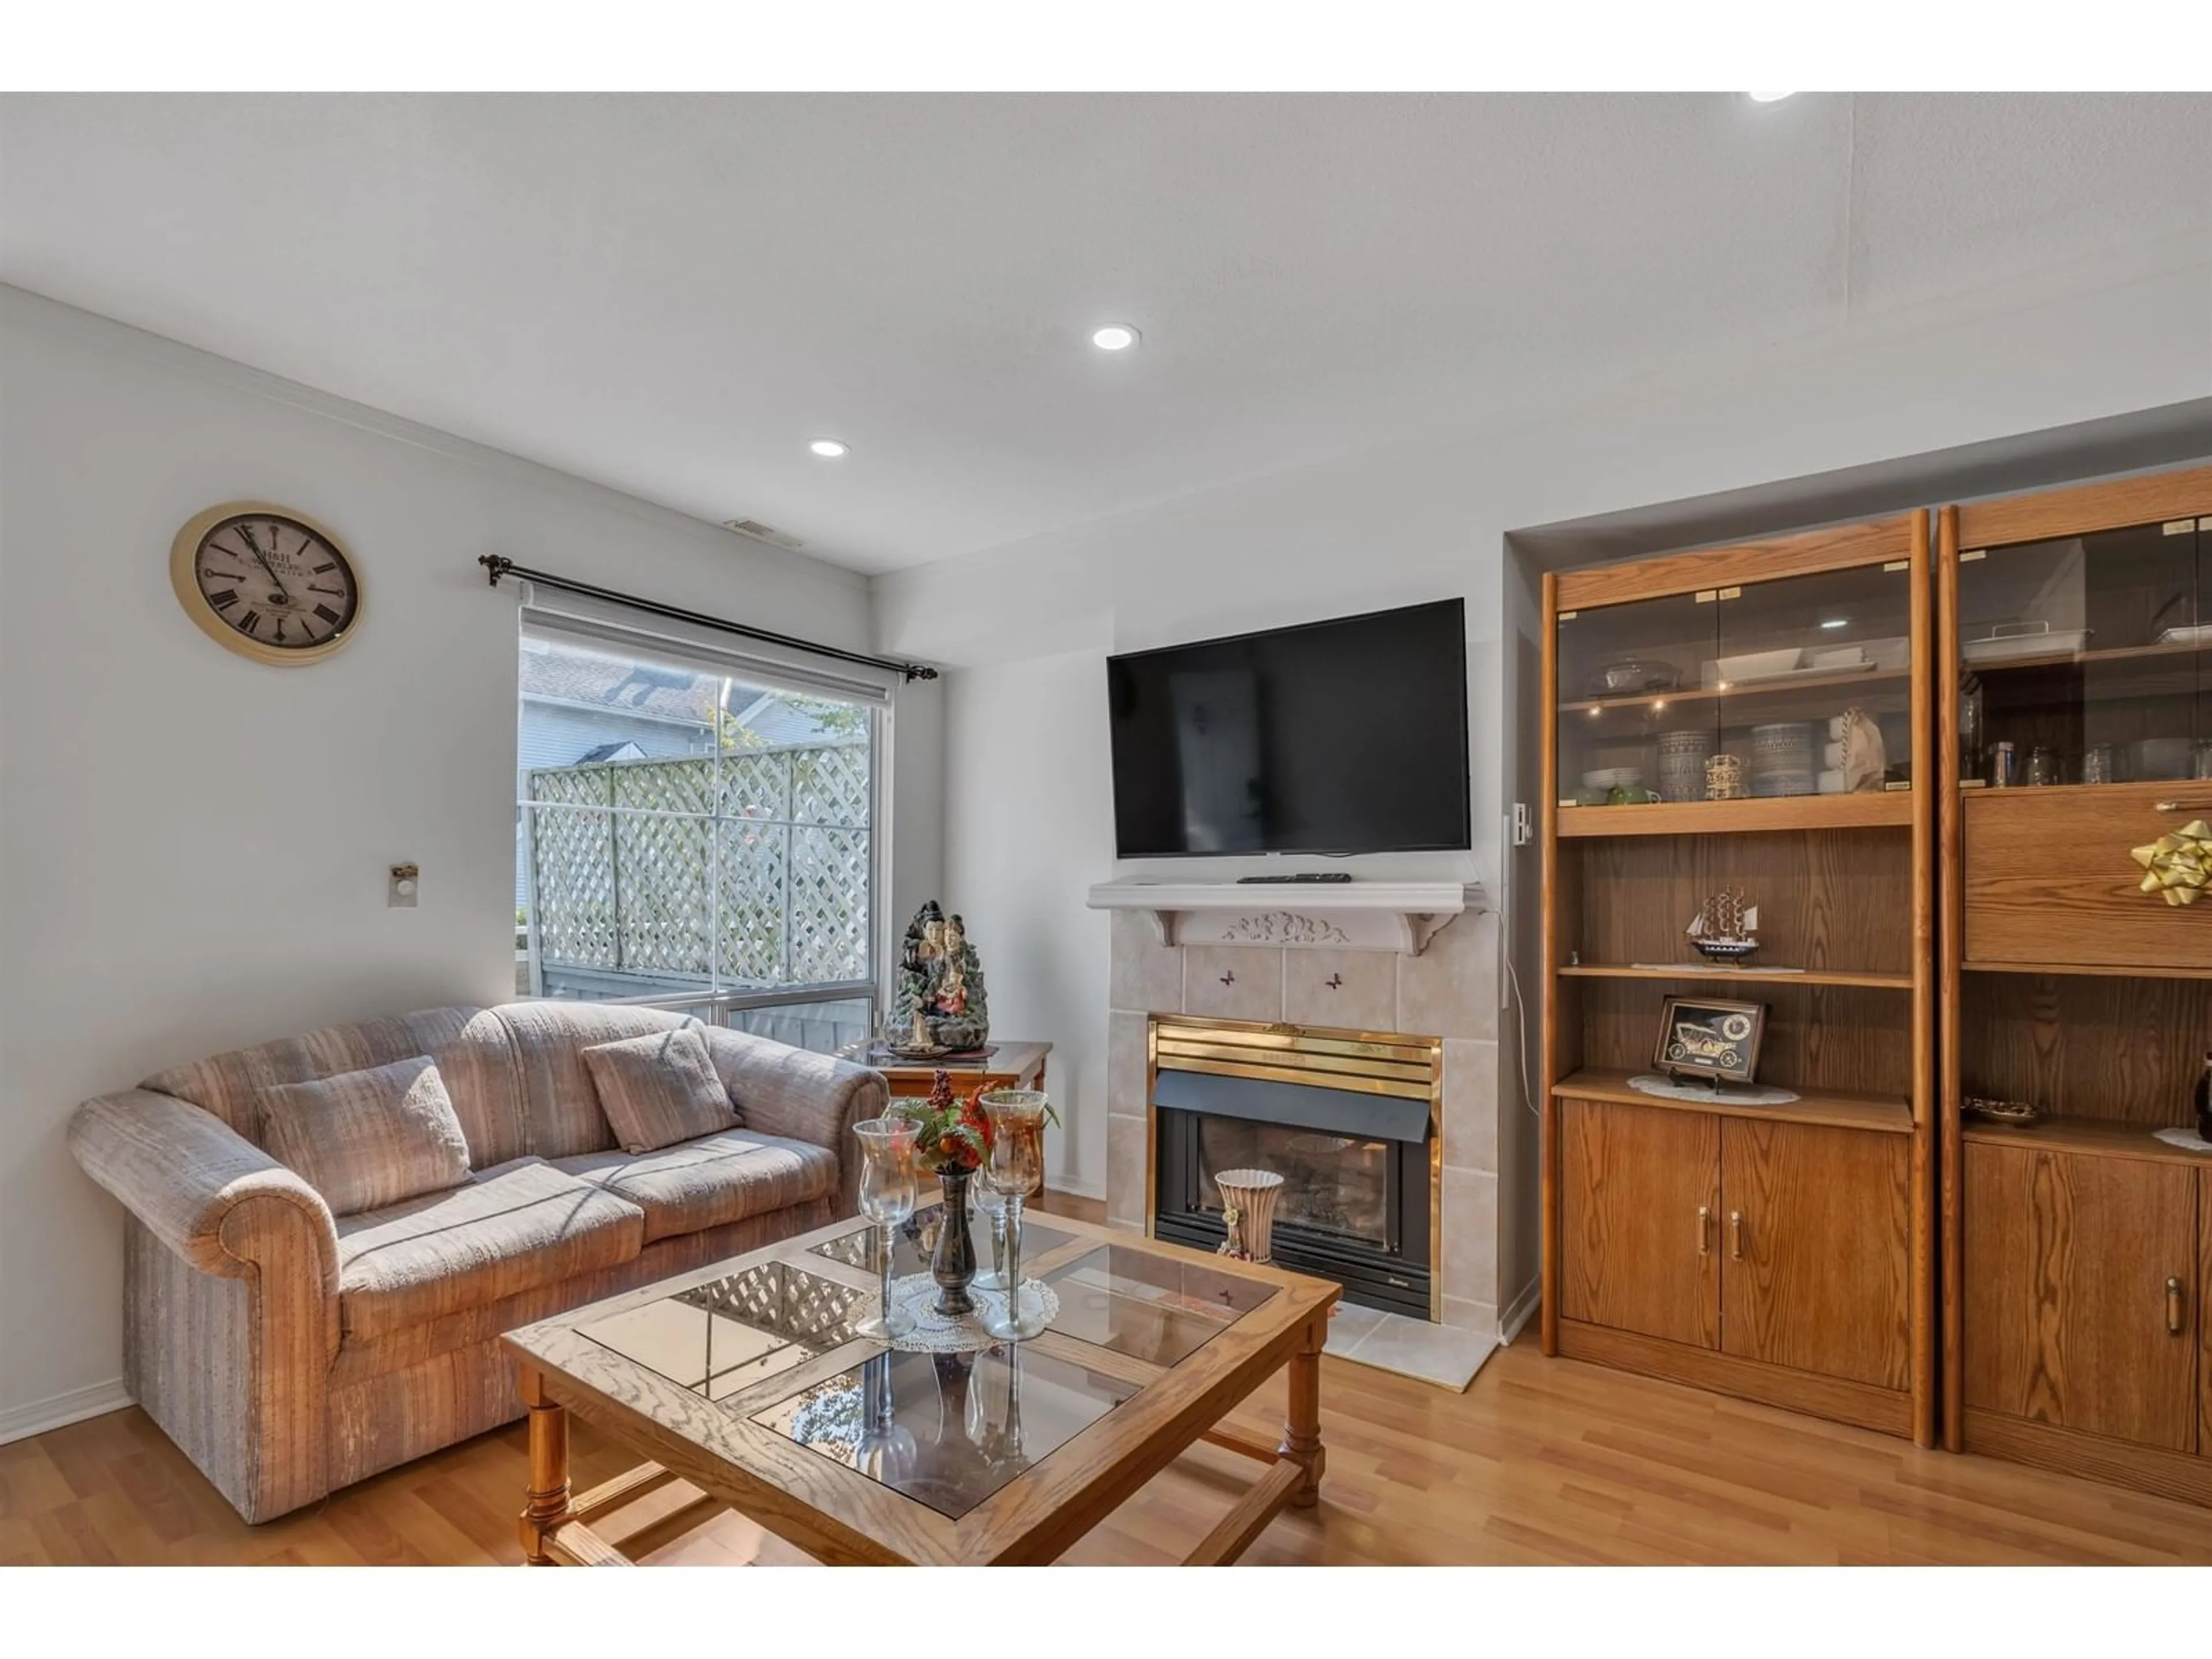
xmin=846 ymin=1040 xmax=1051 ymax=1102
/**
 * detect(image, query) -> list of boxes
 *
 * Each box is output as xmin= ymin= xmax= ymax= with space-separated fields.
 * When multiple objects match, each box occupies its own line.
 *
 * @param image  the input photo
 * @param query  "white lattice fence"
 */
xmin=527 ymin=743 xmax=869 ymax=987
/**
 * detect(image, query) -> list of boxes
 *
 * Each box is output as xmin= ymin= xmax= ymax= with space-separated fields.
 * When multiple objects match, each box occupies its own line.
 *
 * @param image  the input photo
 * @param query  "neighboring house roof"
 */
xmin=521 ymin=643 xmax=719 ymax=724
xmin=520 ymin=638 xmax=855 ymax=747
xmin=576 ymin=740 xmax=647 ymax=763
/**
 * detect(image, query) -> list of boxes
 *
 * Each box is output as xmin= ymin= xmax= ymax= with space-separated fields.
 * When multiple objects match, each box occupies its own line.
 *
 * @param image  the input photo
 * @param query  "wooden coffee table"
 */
xmin=501 ymin=1205 xmax=1336 ymax=1566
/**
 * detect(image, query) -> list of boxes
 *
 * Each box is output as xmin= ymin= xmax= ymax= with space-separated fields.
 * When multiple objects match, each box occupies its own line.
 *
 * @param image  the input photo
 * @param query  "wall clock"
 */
xmin=171 ymin=501 xmax=363 ymax=665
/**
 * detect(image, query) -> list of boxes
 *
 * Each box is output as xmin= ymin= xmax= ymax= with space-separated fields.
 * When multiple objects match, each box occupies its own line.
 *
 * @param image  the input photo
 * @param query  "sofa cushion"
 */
xmin=552 ymin=1129 xmax=839 ymax=1244
xmin=141 ymin=1006 xmax=530 ymax=1170
xmin=582 ymin=1027 xmax=737 ymax=1154
xmin=260 ymin=1055 xmax=472 ymax=1217
xmin=495 ymin=1002 xmax=701 ymax=1160
xmin=335 ymin=1158 xmax=643 ymax=1341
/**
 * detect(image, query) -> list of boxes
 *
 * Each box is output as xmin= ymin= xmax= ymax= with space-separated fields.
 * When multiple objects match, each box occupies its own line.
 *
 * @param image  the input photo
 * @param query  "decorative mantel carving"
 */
xmin=1218 ymin=911 xmax=1353 ymax=946
xmin=1085 ymin=878 xmax=1484 ymax=956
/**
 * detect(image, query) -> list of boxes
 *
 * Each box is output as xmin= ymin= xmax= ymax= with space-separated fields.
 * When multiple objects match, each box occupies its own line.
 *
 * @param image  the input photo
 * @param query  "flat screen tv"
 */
xmin=1107 ymin=597 xmax=1471 ymax=858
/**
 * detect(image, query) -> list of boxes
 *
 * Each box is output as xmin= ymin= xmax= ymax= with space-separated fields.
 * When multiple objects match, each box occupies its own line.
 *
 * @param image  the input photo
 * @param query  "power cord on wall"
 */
xmin=1503 ymin=950 xmax=1539 ymax=1119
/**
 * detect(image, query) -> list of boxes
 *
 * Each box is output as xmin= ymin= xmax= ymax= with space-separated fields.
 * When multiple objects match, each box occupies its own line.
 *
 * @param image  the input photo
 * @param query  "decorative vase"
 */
xmin=1215 ymin=1168 xmax=1286 ymax=1264
xmin=930 ymin=1167 xmax=979 ymax=1316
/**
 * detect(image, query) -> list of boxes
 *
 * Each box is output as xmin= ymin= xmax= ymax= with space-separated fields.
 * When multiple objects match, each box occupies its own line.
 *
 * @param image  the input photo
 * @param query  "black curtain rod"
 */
xmin=478 ymin=555 xmax=937 ymax=682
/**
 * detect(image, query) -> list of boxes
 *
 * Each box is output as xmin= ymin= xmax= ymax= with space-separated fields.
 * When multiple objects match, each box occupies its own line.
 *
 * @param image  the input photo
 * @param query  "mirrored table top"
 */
xmin=579 ymin=1259 xmax=868 ymax=1402
xmin=751 ymin=1342 xmax=1137 ymax=1520
xmin=808 ymin=1202 xmax=1075 ymax=1277
xmin=571 ymin=1218 xmax=1289 ymax=1522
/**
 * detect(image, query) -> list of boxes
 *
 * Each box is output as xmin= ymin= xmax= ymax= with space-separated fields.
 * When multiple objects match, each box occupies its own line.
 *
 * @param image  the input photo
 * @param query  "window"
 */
xmin=516 ymin=619 xmax=880 ymax=1055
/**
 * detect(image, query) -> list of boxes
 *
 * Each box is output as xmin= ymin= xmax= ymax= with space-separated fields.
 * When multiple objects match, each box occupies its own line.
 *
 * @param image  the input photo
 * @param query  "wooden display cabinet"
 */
xmin=1541 ymin=514 xmax=1936 ymax=1445
xmin=1940 ymin=463 xmax=2212 ymax=1502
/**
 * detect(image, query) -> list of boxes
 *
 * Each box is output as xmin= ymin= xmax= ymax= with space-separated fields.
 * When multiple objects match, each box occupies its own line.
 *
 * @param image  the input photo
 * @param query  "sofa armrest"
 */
xmin=70 ymin=1088 xmax=343 ymax=1522
xmin=698 ymin=1028 xmax=888 ymax=1213
xmin=69 ymin=1089 xmax=340 ymax=1304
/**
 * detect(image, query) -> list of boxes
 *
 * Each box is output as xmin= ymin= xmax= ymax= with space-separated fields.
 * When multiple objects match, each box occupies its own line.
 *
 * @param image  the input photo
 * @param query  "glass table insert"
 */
xmin=749 ymin=1340 xmax=1139 ymax=1520
xmin=579 ymin=1259 xmax=870 ymax=1403
xmin=1042 ymin=1243 xmax=1281 ymax=1367
xmin=808 ymin=1203 xmax=1075 ymax=1277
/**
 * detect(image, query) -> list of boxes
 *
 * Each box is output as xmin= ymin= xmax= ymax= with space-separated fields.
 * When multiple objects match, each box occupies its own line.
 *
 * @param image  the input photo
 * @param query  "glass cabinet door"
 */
xmin=1555 ymin=592 xmax=1719 ymax=808
xmin=1715 ymin=560 xmax=1916 ymax=798
xmin=1957 ymin=516 xmax=2206 ymax=788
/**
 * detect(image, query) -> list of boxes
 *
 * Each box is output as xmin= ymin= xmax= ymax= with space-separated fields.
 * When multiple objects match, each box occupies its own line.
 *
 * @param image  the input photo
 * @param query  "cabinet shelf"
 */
xmin=1557 ymin=793 xmax=1913 ymax=837
xmin=1558 ymin=666 xmax=1908 ymax=717
xmin=1961 ymin=1113 xmax=2212 ymax=1170
xmin=1558 ymin=963 xmax=1913 ymax=990
xmin=1553 ymin=1068 xmax=1914 ymax=1136
xmin=1967 ymin=638 xmax=2203 ymax=675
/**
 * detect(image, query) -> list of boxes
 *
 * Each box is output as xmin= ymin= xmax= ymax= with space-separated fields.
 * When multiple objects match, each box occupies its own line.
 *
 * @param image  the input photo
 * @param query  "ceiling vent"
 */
xmin=722 ymin=518 xmax=805 ymax=551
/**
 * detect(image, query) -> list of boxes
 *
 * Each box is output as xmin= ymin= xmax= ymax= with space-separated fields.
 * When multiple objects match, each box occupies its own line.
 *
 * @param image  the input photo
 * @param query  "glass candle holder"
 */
xmin=978 ymin=1090 xmax=1050 ymax=1342
xmin=853 ymin=1116 xmax=921 ymax=1341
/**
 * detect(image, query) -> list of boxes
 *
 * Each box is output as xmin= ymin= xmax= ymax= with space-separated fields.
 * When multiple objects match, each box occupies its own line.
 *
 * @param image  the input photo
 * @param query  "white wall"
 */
xmin=0 ymin=287 xmax=935 ymax=1434
xmin=881 ymin=249 xmax=2212 ymax=1297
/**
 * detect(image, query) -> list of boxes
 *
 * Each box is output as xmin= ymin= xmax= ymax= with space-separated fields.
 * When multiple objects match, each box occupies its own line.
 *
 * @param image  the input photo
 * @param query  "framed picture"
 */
xmin=1654 ymin=995 xmax=1767 ymax=1085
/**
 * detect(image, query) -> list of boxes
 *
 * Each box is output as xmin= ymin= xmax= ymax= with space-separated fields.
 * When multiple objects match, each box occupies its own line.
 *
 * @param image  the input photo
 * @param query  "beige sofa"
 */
xmin=67 ymin=1001 xmax=886 ymax=1523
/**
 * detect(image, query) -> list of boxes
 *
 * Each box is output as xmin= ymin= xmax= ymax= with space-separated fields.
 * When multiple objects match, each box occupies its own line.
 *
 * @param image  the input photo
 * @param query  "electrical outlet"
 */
xmin=1511 ymin=802 xmax=1533 ymax=847
xmin=389 ymin=863 xmax=420 ymax=908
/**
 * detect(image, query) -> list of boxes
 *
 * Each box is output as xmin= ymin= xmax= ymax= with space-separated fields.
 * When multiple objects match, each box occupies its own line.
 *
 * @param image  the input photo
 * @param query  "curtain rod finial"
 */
xmin=479 ymin=554 xmax=514 ymax=586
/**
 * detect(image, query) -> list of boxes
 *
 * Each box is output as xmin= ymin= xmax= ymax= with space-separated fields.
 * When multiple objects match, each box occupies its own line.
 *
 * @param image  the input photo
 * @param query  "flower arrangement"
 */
xmin=907 ymin=1069 xmax=993 ymax=1174
xmin=902 ymin=1070 xmax=1066 ymax=1176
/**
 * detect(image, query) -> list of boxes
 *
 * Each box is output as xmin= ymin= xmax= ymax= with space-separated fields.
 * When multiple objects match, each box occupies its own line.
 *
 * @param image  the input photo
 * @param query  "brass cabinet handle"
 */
xmin=1729 ymin=1210 xmax=1744 ymax=1261
xmin=2169 ymin=1277 xmax=2186 ymax=1336
xmin=1696 ymin=1205 xmax=1711 ymax=1256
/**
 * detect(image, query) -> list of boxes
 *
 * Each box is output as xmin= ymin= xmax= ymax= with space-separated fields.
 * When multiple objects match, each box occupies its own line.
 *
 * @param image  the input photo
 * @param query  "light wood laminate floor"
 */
xmin=8 ymin=1195 xmax=2212 ymax=1566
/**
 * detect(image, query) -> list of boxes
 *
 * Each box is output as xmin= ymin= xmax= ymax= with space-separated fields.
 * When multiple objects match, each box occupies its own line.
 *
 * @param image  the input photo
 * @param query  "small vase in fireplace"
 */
xmin=1215 ymin=1168 xmax=1286 ymax=1264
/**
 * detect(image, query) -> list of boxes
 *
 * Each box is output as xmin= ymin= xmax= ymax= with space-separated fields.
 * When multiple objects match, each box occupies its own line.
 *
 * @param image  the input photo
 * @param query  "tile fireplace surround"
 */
xmin=1101 ymin=903 xmax=1504 ymax=1363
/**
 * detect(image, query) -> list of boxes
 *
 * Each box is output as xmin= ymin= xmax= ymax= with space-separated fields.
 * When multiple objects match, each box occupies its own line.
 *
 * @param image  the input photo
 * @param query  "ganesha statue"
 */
xmin=891 ymin=900 xmax=990 ymax=1052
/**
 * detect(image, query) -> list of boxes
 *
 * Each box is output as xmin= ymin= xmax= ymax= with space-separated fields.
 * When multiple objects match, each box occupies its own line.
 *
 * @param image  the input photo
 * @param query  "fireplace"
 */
xmin=1147 ymin=1016 xmax=1439 ymax=1321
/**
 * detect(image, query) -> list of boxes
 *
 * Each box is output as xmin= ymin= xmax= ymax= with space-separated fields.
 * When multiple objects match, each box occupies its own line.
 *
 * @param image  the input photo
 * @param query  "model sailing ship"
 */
xmin=1687 ymin=889 xmax=1759 ymax=965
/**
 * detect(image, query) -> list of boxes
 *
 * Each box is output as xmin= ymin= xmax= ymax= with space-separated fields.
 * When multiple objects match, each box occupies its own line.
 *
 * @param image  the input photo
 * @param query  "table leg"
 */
xmin=518 ymin=1368 xmax=571 ymax=1565
xmin=1278 ymin=1312 xmax=1327 ymax=1509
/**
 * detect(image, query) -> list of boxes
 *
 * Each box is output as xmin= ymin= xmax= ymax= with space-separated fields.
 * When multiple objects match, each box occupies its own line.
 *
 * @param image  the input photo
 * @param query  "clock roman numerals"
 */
xmin=181 ymin=507 xmax=358 ymax=659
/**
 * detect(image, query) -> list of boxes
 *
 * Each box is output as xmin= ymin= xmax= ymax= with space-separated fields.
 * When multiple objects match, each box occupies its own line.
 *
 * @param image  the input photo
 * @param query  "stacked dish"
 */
xmin=1749 ymin=722 xmax=1815 ymax=797
xmin=1656 ymin=729 xmax=1715 ymax=802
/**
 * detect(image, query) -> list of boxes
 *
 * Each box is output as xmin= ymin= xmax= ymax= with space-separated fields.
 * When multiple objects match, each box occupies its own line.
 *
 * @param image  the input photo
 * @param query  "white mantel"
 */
xmin=1086 ymin=878 xmax=1486 ymax=956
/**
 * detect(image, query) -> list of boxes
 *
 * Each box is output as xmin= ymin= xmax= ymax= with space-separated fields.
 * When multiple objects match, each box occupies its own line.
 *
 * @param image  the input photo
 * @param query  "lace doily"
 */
xmin=878 ymin=1271 xmax=1060 ymax=1354
xmin=1626 ymin=1073 xmax=1801 ymax=1106
xmin=2153 ymin=1127 xmax=2212 ymax=1155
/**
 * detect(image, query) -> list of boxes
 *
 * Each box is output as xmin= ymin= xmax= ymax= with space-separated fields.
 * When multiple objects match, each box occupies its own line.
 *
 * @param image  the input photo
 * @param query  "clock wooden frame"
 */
xmin=170 ymin=500 xmax=364 ymax=666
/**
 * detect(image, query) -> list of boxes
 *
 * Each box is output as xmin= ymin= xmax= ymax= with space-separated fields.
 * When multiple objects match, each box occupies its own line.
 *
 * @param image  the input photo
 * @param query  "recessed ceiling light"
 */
xmin=808 ymin=438 xmax=849 ymax=459
xmin=1090 ymin=324 xmax=1140 ymax=351
xmin=1820 ymin=618 xmax=1849 ymax=630
xmin=1747 ymin=90 xmax=1797 ymax=103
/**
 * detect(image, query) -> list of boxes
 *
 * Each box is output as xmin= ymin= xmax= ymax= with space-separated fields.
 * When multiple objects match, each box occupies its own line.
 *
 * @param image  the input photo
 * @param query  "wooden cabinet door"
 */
xmin=1965 ymin=1142 xmax=2198 ymax=1450
xmin=1559 ymin=1098 xmax=1720 ymax=1349
xmin=2199 ymin=1168 xmax=2212 ymax=1459
xmin=1719 ymin=1119 xmax=1911 ymax=1388
xmin=1963 ymin=783 xmax=2212 ymax=972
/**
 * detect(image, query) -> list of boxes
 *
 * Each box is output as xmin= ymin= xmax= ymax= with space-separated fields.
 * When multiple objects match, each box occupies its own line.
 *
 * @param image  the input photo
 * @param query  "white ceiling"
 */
xmin=3 ymin=93 xmax=2208 ymax=574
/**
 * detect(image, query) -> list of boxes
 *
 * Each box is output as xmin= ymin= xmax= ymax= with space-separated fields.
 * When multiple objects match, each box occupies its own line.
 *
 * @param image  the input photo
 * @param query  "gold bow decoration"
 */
xmin=2134 ymin=820 xmax=2212 ymax=906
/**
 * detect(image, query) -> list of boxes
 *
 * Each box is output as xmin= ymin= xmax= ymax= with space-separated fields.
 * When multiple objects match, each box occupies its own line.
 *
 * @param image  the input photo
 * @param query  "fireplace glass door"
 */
xmin=1195 ymin=1119 xmax=1394 ymax=1255
xmin=1155 ymin=1103 xmax=1431 ymax=1319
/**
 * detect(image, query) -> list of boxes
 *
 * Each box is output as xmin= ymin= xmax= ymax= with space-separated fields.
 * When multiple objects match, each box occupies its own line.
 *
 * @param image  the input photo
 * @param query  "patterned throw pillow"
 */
xmin=259 ymin=1055 xmax=474 ymax=1217
xmin=581 ymin=1027 xmax=737 ymax=1154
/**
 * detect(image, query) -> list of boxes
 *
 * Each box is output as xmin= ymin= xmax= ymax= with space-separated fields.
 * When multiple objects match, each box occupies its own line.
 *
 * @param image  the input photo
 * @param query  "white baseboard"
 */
xmin=0 ymin=1377 xmax=133 ymax=1446
xmin=1498 ymin=1277 xmax=1541 ymax=1346
xmin=1047 ymin=1175 xmax=1104 ymax=1201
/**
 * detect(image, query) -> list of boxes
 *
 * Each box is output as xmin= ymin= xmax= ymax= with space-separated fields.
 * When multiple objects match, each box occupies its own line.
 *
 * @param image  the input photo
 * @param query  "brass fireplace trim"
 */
xmin=1144 ymin=1013 xmax=1446 ymax=1322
